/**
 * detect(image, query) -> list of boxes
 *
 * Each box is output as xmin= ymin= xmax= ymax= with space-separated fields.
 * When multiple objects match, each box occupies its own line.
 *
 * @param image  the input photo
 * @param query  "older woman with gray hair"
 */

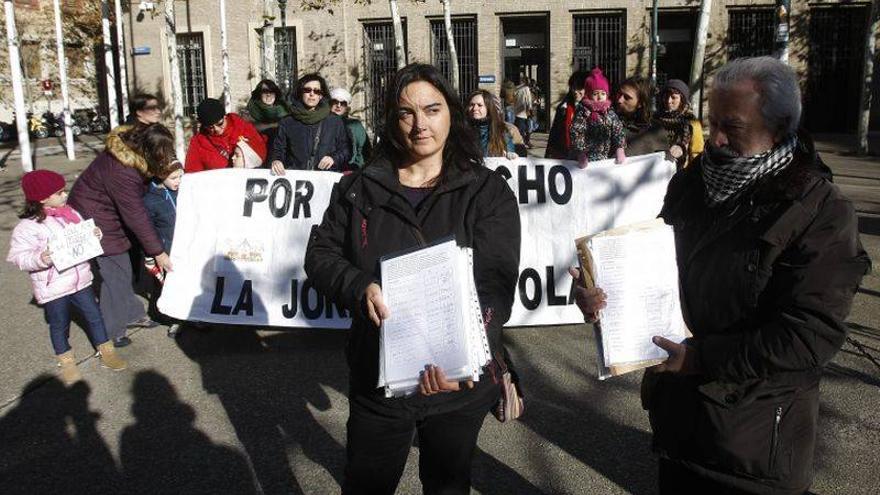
xmin=572 ymin=56 xmax=870 ymax=494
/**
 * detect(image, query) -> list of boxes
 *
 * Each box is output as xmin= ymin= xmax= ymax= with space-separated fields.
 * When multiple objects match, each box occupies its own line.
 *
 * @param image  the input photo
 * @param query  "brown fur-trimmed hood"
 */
xmin=105 ymin=125 xmax=151 ymax=177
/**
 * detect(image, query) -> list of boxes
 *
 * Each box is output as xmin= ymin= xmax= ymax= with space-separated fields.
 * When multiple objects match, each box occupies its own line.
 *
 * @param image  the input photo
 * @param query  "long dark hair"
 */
xmin=566 ymin=71 xmax=588 ymax=105
xmin=467 ymin=89 xmax=508 ymax=157
xmin=19 ymin=200 xmax=46 ymax=222
xmin=618 ymin=76 xmax=655 ymax=123
xmin=377 ymin=63 xmax=482 ymax=183
xmin=250 ymin=79 xmax=285 ymax=103
xmin=121 ymin=123 xmax=178 ymax=178
xmin=290 ymin=73 xmax=330 ymax=105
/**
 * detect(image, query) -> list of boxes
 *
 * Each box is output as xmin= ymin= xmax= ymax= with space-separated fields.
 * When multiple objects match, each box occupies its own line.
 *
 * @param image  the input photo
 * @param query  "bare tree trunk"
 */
xmin=53 ymin=0 xmax=75 ymax=160
xmin=101 ymin=0 xmax=119 ymax=128
xmin=164 ymin=0 xmax=185 ymax=162
xmin=262 ymin=0 xmax=274 ymax=81
xmin=858 ymin=0 xmax=879 ymax=154
xmin=442 ymin=0 xmax=459 ymax=93
xmin=689 ymin=0 xmax=712 ymax=119
xmin=389 ymin=0 xmax=405 ymax=69
xmin=114 ymin=0 xmax=129 ymax=122
xmin=219 ymin=0 xmax=231 ymax=113
xmin=4 ymin=0 xmax=32 ymax=171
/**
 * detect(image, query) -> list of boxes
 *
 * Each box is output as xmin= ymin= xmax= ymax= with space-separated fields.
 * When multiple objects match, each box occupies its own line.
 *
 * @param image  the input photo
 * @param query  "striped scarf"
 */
xmin=702 ymin=134 xmax=798 ymax=206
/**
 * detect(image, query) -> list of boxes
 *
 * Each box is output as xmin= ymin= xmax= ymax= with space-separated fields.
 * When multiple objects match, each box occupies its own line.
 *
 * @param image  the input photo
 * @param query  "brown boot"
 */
xmin=96 ymin=342 xmax=128 ymax=371
xmin=56 ymin=350 xmax=82 ymax=385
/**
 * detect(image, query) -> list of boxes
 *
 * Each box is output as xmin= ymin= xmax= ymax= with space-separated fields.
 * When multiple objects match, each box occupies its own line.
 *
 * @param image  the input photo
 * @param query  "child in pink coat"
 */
xmin=7 ymin=170 xmax=127 ymax=385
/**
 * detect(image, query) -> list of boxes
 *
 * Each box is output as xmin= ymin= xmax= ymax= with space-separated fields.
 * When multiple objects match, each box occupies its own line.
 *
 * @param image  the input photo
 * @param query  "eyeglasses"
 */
xmin=302 ymin=88 xmax=323 ymax=96
xmin=330 ymin=99 xmax=349 ymax=107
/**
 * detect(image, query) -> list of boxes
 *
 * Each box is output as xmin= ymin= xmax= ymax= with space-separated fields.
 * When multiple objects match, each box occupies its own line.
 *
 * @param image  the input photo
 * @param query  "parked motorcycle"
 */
xmin=46 ymin=111 xmax=82 ymax=137
xmin=27 ymin=112 xmax=49 ymax=139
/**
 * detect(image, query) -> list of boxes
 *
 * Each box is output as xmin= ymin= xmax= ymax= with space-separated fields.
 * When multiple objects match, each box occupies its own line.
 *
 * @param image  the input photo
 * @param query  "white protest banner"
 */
xmin=158 ymin=153 xmax=675 ymax=328
xmin=158 ymin=169 xmax=347 ymax=328
xmin=48 ymin=218 xmax=104 ymax=272
xmin=483 ymin=153 xmax=675 ymax=326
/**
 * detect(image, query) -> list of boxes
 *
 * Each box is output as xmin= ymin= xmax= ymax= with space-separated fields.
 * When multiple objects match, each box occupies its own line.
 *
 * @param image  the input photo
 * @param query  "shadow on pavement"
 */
xmin=176 ymin=325 xmax=349 ymax=495
xmin=0 ymin=377 xmax=120 ymax=495
xmin=509 ymin=331 xmax=657 ymax=495
xmin=119 ymin=370 xmax=257 ymax=494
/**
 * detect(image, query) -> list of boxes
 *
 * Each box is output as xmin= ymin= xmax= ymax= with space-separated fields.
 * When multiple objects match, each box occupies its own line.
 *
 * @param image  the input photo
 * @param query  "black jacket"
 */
xmin=646 ymin=133 xmax=870 ymax=493
xmin=270 ymin=110 xmax=351 ymax=171
xmin=304 ymin=157 xmax=521 ymax=409
xmin=545 ymin=99 xmax=574 ymax=159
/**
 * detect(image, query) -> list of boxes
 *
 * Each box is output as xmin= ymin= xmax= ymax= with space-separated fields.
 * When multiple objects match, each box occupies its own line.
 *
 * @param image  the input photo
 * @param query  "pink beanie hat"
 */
xmin=583 ymin=67 xmax=610 ymax=94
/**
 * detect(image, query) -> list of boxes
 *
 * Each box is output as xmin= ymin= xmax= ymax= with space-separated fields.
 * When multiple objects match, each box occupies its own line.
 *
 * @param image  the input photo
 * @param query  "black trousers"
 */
xmin=659 ymin=458 xmax=808 ymax=495
xmin=342 ymin=387 xmax=496 ymax=495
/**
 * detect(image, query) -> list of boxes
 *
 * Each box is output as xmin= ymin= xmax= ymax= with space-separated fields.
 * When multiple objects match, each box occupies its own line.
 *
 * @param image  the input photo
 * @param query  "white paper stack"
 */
xmin=587 ymin=219 xmax=687 ymax=370
xmin=378 ymin=238 xmax=491 ymax=397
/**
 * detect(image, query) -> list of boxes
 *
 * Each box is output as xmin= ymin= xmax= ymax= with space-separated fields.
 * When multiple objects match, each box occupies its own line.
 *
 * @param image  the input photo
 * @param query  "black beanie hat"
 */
xmin=663 ymin=79 xmax=690 ymax=103
xmin=196 ymin=98 xmax=225 ymax=126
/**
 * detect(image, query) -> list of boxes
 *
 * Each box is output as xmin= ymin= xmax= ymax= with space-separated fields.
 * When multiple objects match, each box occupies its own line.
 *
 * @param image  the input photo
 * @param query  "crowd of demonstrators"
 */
xmin=7 ymin=170 xmax=128 ymax=385
xmin=245 ymin=79 xmax=292 ymax=157
xmin=654 ymin=79 xmax=704 ymax=169
xmin=185 ymin=98 xmax=267 ymax=172
xmin=143 ymin=163 xmax=184 ymax=338
xmin=127 ymin=93 xmax=164 ymax=126
xmin=68 ymin=123 xmax=177 ymax=348
xmin=614 ymin=76 xmax=669 ymax=157
xmin=569 ymin=67 xmax=626 ymax=168
xmin=573 ymin=56 xmax=870 ymax=495
xmin=329 ymin=87 xmax=372 ymax=170
xmin=305 ymin=63 xmax=521 ymax=495
xmin=270 ymin=73 xmax=351 ymax=174
xmin=466 ymin=89 xmax=518 ymax=159
xmin=545 ymin=70 xmax=587 ymax=159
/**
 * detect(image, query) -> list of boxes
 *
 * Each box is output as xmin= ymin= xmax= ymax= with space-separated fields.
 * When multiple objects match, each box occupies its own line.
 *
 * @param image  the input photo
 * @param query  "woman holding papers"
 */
xmin=305 ymin=63 xmax=521 ymax=495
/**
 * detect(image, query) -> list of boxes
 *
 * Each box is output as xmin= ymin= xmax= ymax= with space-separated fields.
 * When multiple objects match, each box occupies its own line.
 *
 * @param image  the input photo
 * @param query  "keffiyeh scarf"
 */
xmin=702 ymin=134 xmax=798 ymax=206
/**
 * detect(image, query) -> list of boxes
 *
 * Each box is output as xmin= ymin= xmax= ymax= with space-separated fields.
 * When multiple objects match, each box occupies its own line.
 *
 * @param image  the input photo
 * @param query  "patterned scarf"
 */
xmin=702 ymin=134 xmax=798 ymax=206
xmin=582 ymin=99 xmax=611 ymax=122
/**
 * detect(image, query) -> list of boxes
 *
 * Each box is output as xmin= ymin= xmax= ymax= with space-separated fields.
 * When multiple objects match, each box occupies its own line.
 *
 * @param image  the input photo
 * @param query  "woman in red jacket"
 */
xmin=184 ymin=98 xmax=267 ymax=172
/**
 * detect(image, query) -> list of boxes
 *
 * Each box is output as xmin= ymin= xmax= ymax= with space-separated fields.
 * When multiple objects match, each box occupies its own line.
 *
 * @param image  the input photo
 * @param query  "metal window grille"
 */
xmin=275 ymin=27 xmax=298 ymax=95
xmin=363 ymin=22 xmax=407 ymax=133
xmin=728 ymin=9 xmax=775 ymax=60
xmin=430 ymin=18 xmax=478 ymax=100
xmin=573 ymin=12 xmax=626 ymax=90
xmin=806 ymin=5 xmax=868 ymax=131
xmin=176 ymin=32 xmax=207 ymax=118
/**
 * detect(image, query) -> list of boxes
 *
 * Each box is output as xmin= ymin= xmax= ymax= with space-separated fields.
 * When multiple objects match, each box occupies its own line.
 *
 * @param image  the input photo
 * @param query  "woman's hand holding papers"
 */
xmin=419 ymin=364 xmax=474 ymax=396
xmin=651 ymin=337 xmax=700 ymax=375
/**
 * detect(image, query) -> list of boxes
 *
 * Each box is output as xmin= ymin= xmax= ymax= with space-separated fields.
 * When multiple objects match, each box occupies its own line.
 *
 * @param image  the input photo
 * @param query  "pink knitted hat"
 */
xmin=583 ymin=67 xmax=610 ymax=94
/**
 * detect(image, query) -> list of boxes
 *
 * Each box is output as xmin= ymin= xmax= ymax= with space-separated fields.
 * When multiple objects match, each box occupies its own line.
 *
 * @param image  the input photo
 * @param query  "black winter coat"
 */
xmin=304 ymin=157 xmax=521 ymax=410
xmin=647 ymin=133 xmax=870 ymax=494
xmin=270 ymin=109 xmax=351 ymax=171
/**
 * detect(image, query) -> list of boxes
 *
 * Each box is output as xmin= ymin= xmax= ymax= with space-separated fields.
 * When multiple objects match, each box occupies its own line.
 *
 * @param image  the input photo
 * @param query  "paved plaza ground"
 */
xmin=0 ymin=132 xmax=878 ymax=494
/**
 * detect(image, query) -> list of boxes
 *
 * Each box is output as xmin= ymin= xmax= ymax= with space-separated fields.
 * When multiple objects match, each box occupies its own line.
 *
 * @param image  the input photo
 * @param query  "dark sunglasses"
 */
xmin=330 ymin=99 xmax=349 ymax=107
xmin=302 ymin=88 xmax=323 ymax=96
xmin=143 ymin=104 xmax=163 ymax=111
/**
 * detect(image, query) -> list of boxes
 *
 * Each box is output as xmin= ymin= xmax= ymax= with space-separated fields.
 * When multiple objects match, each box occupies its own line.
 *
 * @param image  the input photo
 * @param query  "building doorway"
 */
xmin=500 ymin=15 xmax=549 ymax=131
xmin=657 ymin=10 xmax=697 ymax=89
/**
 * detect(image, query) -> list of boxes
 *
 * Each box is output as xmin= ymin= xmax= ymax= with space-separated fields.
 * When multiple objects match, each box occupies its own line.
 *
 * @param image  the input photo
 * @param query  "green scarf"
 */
xmin=290 ymin=100 xmax=330 ymax=125
xmin=246 ymin=98 xmax=290 ymax=124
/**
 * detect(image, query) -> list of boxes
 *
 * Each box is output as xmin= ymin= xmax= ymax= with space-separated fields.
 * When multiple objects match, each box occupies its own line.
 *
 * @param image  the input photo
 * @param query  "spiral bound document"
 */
xmin=378 ymin=238 xmax=491 ymax=398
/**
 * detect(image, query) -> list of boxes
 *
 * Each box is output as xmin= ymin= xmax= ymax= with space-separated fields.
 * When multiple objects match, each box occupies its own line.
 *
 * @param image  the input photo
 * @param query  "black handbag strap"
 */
xmin=306 ymin=121 xmax=324 ymax=170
